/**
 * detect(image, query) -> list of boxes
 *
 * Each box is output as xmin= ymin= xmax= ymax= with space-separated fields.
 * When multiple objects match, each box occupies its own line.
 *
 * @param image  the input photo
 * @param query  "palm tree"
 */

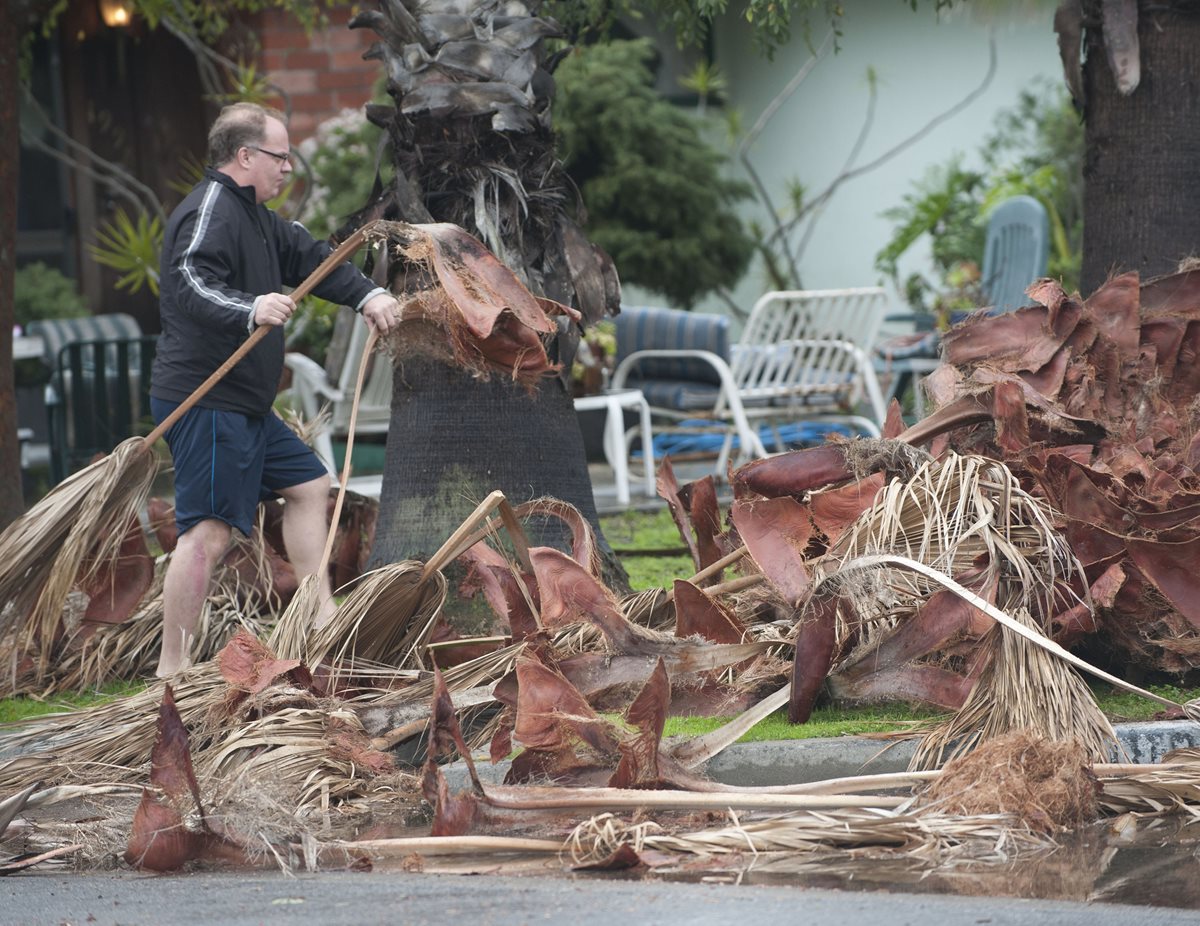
xmin=349 ymin=0 xmax=625 ymax=582
xmin=1061 ymin=2 xmax=1200 ymax=293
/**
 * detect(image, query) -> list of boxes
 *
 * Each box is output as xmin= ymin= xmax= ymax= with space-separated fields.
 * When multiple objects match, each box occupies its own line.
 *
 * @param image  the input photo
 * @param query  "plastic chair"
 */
xmin=877 ymin=195 xmax=1051 ymax=412
xmin=980 ymin=194 xmax=1050 ymax=314
xmin=284 ymin=311 xmax=392 ymax=488
xmin=47 ymin=336 xmax=158 ymax=483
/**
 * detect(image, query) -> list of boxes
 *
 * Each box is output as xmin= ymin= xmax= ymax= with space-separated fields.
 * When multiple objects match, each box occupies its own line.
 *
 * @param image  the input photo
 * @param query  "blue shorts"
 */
xmin=151 ymin=398 xmax=328 ymax=537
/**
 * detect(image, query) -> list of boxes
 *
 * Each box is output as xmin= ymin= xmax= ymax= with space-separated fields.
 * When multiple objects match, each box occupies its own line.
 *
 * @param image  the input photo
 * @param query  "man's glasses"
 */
xmin=250 ymin=145 xmax=291 ymax=164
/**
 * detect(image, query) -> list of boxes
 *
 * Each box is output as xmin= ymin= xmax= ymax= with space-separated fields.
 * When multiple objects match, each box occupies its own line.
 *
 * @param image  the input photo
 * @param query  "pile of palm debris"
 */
xmin=6 ymin=268 xmax=1200 ymax=877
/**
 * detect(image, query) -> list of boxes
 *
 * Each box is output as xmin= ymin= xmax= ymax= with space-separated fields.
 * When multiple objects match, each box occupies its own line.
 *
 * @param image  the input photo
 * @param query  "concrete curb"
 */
xmin=442 ymin=720 xmax=1200 ymax=790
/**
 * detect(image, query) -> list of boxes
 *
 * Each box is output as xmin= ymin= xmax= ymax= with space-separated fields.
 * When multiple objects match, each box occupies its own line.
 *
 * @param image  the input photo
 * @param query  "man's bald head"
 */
xmin=208 ymin=102 xmax=287 ymax=168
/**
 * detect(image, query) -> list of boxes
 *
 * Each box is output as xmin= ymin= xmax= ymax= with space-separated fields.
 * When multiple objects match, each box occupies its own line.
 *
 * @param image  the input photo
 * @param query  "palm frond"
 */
xmin=814 ymin=453 xmax=1114 ymax=768
xmin=0 ymin=440 xmax=159 ymax=687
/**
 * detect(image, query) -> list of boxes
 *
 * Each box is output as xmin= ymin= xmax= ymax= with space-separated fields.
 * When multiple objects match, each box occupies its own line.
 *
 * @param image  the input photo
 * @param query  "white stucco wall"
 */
xmin=626 ymin=2 xmax=1061 ymax=321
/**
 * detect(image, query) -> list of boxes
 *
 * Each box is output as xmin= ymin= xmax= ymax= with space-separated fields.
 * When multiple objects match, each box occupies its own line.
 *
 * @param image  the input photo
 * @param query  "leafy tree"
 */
xmin=553 ymin=38 xmax=754 ymax=308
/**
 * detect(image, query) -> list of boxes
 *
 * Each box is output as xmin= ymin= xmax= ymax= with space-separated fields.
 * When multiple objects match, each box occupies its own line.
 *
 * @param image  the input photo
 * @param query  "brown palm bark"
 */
xmin=1080 ymin=2 xmax=1200 ymax=294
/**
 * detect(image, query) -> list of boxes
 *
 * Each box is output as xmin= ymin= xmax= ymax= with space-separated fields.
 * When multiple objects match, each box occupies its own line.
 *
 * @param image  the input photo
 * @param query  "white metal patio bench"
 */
xmin=610 ymin=288 xmax=889 ymax=473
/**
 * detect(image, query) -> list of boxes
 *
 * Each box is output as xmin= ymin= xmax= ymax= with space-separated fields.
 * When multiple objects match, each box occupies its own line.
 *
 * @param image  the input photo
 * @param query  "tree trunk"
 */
xmin=352 ymin=0 xmax=627 ymax=587
xmin=0 ymin=6 xmax=28 ymax=528
xmin=372 ymin=354 xmax=614 ymax=572
xmin=1081 ymin=4 xmax=1200 ymax=294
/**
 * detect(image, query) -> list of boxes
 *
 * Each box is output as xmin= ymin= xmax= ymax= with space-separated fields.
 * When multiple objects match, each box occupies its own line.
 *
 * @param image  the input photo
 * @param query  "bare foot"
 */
xmin=155 ymin=632 xmax=194 ymax=678
xmin=312 ymin=596 xmax=338 ymax=632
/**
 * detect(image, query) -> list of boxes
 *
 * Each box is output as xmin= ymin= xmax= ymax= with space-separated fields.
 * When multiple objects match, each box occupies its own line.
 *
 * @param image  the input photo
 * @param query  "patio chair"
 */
xmin=980 ymin=194 xmax=1050 ymax=314
xmin=23 ymin=313 xmax=151 ymax=482
xmin=47 ymin=335 xmax=158 ymax=483
xmin=611 ymin=288 xmax=889 ymax=473
xmin=877 ymin=194 xmax=1051 ymax=413
xmin=284 ymin=310 xmax=392 ymax=494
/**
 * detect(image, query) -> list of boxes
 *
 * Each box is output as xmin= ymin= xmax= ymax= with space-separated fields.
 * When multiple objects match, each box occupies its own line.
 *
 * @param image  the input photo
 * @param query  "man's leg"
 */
xmin=276 ymin=473 xmax=336 ymax=629
xmin=157 ymin=517 xmax=232 ymax=677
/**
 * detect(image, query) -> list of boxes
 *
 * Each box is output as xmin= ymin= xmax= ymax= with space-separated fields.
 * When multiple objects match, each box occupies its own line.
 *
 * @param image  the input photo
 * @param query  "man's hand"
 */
xmin=254 ymin=293 xmax=296 ymax=327
xmin=361 ymin=292 xmax=401 ymax=335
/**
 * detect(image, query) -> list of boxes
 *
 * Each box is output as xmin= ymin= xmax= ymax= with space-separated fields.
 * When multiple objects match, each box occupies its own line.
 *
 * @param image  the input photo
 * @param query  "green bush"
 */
xmin=13 ymin=261 xmax=88 ymax=327
xmin=554 ymin=39 xmax=755 ymax=308
xmin=297 ymin=109 xmax=390 ymax=242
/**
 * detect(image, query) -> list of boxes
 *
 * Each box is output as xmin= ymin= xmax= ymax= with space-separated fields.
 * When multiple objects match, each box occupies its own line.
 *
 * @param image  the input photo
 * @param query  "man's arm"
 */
xmin=167 ymin=185 xmax=277 ymax=335
xmin=273 ymin=216 xmax=398 ymax=333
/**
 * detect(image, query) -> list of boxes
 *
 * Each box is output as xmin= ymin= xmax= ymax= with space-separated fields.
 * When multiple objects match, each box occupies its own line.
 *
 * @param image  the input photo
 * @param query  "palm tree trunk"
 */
xmin=373 ymin=354 xmax=606 ymax=561
xmin=1081 ymin=3 xmax=1200 ymax=293
xmin=351 ymin=0 xmax=627 ymax=586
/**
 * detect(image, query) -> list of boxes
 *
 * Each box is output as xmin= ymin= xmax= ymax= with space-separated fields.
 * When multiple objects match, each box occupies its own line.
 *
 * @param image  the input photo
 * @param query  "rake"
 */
xmin=0 ymin=223 xmax=381 ymax=684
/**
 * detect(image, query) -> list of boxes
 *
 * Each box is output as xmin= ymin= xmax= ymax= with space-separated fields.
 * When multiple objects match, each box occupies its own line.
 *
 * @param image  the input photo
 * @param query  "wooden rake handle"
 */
xmin=318 ymin=327 xmax=380 ymax=577
xmin=141 ymin=224 xmax=375 ymax=449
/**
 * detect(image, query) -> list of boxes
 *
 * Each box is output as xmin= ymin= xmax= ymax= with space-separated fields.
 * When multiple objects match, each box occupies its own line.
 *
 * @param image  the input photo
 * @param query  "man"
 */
xmin=150 ymin=102 xmax=398 ymax=677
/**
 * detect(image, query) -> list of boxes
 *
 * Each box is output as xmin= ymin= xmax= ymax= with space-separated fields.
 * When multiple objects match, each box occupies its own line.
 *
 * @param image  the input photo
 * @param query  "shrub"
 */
xmin=13 ymin=261 xmax=88 ymax=327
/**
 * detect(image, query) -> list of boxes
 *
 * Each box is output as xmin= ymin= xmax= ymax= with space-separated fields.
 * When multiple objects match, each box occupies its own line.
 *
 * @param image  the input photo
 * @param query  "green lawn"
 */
xmin=2 ymin=509 xmax=1196 ymax=740
xmin=0 ymin=680 xmax=147 ymax=725
xmin=601 ymin=507 xmax=696 ymax=591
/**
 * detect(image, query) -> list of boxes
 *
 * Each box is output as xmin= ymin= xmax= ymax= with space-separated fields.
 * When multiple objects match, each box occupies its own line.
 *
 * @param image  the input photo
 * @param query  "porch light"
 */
xmin=98 ymin=0 xmax=133 ymax=28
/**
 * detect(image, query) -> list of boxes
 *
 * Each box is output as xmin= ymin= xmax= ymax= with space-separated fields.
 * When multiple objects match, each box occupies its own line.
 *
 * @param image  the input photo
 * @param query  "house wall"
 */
xmin=675 ymin=3 xmax=1061 ymax=319
xmin=255 ymin=9 xmax=380 ymax=143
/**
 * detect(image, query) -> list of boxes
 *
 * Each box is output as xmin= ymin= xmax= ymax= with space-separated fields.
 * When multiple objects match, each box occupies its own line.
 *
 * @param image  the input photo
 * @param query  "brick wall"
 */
xmin=256 ymin=9 xmax=380 ymax=142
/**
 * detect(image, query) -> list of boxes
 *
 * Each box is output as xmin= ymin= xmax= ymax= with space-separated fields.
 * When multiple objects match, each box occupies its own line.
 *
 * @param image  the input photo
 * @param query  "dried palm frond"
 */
xmin=197 ymin=707 xmax=387 ymax=811
xmin=283 ymin=562 xmax=447 ymax=682
xmin=1097 ymin=759 xmax=1200 ymax=817
xmin=384 ymin=642 xmax=526 ymax=708
xmin=278 ymin=403 xmax=331 ymax=450
xmin=510 ymin=498 xmax=600 ymax=577
xmin=0 ymin=664 xmax=224 ymax=792
xmin=821 ymin=453 xmax=1080 ymax=655
xmin=547 ymin=620 xmax=608 ymax=657
xmin=42 ymin=580 xmax=166 ymax=695
xmin=812 ymin=454 xmax=1121 ymax=767
xmin=910 ymin=601 xmax=1115 ymax=769
xmin=42 ymin=560 xmax=274 ymax=697
xmin=357 ymin=639 xmax=526 ymax=752
xmin=620 ymin=588 xmax=673 ymax=632
xmin=564 ymin=808 xmax=1054 ymax=867
xmin=274 ymin=491 xmax=519 ymax=682
xmin=0 ymin=442 xmax=159 ymax=684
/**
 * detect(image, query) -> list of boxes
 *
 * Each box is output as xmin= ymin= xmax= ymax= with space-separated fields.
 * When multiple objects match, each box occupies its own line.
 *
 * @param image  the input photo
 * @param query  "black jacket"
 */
xmin=151 ymin=168 xmax=382 ymax=416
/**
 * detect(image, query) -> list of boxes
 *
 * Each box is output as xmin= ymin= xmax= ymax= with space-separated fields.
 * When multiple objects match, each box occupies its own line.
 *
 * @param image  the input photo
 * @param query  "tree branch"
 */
xmin=160 ymin=2 xmax=294 ymax=119
xmin=737 ymin=29 xmax=835 ymax=290
xmin=781 ymin=35 xmax=999 ymax=242
xmin=789 ymin=67 xmax=878 ymax=262
xmin=20 ymin=88 xmax=165 ymax=221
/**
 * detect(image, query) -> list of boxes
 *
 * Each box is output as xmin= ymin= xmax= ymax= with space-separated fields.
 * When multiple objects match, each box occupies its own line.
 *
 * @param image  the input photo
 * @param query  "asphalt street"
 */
xmin=4 ymin=871 xmax=1200 ymax=926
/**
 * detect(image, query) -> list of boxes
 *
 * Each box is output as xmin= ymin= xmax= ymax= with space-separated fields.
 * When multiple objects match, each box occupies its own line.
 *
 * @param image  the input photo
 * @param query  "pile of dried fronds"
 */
xmin=923 ymin=269 xmax=1200 ymax=674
